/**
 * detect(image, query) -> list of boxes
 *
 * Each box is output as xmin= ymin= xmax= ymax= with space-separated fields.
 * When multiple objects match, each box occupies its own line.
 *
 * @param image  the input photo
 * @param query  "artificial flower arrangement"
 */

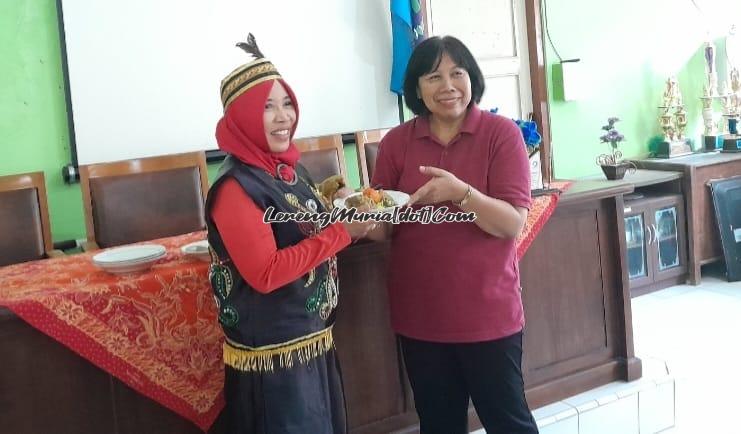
xmin=596 ymin=117 xmax=625 ymax=166
xmin=596 ymin=117 xmax=634 ymax=180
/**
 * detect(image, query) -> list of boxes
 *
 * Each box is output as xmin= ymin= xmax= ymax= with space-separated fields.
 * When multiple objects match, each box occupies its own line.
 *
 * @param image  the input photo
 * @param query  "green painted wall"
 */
xmin=0 ymin=0 xmax=82 ymax=241
xmin=0 ymin=0 xmax=362 ymax=244
xmin=545 ymin=0 xmax=734 ymax=178
xmin=1 ymin=0 xmax=733 ymax=242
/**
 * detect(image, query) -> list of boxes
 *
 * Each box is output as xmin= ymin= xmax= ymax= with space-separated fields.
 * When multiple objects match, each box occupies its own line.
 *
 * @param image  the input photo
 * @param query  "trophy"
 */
xmin=705 ymin=41 xmax=719 ymax=97
xmin=722 ymin=68 xmax=741 ymax=152
xmin=700 ymin=40 xmax=729 ymax=151
xmin=656 ymin=77 xmax=692 ymax=158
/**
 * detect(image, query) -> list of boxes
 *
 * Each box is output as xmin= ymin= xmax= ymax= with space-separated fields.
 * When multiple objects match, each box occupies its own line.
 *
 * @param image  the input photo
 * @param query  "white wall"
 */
xmin=60 ymin=0 xmax=400 ymax=165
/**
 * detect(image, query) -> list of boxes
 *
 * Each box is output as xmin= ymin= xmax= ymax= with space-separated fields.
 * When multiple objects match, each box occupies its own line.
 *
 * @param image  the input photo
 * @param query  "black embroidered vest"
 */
xmin=205 ymin=156 xmax=338 ymax=351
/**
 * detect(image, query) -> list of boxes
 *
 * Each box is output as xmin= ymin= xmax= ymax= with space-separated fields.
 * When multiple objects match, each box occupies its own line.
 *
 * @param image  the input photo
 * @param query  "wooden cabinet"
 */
xmin=633 ymin=153 xmax=741 ymax=284
xmin=624 ymin=194 xmax=687 ymax=296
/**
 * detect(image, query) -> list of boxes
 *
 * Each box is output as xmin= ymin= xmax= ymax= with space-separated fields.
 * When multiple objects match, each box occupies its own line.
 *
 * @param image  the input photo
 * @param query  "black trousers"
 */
xmin=399 ymin=331 xmax=539 ymax=434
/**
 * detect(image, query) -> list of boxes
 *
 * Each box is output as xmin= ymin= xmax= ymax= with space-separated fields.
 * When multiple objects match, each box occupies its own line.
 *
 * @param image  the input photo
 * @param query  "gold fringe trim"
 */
xmin=223 ymin=327 xmax=334 ymax=372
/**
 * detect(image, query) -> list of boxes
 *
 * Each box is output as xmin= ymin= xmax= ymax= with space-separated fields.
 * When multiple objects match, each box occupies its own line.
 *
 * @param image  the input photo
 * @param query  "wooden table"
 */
xmin=633 ymin=152 xmax=741 ymax=284
xmin=0 ymin=233 xmax=224 ymax=434
xmin=1 ymin=180 xmax=641 ymax=434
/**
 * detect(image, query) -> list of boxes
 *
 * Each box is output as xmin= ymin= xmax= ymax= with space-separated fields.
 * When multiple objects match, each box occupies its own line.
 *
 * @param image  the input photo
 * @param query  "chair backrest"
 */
xmin=79 ymin=152 xmax=209 ymax=249
xmin=294 ymin=134 xmax=347 ymax=183
xmin=355 ymin=129 xmax=390 ymax=187
xmin=0 ymin=172 xmax=54 ymax=266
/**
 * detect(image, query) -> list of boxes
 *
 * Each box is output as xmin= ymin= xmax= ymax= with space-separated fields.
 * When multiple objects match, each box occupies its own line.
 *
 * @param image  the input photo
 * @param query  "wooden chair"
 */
xmin=294 ymin=134 xmax=348 ymax=183
xmin=354 ymin=128 xmax=390 ymax=187
xmin=0 ymin=172 xmax=63 ymax=266
xmin=78 ymin=152 xmax=209 ymax=250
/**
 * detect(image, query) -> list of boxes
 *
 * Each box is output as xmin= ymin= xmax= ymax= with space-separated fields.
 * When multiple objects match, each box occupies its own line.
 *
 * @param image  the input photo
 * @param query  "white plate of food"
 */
xmin=333 ymin=188 xmax=409 ymax=213
xmin=180 ymin=240 xmax=211 ymax=262
xmin=92 ymin=244 xmax=167 ymax=274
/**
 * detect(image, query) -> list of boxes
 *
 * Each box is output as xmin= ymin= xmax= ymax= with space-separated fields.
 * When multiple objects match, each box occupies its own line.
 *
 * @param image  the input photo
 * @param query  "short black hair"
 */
xmin=402 ymin=36 xmax=485 ymax=116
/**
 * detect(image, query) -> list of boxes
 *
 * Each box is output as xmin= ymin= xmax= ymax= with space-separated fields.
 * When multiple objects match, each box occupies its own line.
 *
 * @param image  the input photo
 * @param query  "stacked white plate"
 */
xmin=92 ymin=244 xmax=167 ymax=274
xmin=180 ymin=240 xmax=210 ymax=262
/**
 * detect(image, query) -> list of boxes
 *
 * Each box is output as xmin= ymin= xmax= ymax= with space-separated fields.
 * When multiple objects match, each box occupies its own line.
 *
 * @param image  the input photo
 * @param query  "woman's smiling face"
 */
xmin=263 ymin=81 xmax=296 ymax=152
xmin=417 ymin=52 xmax=472 ymax=124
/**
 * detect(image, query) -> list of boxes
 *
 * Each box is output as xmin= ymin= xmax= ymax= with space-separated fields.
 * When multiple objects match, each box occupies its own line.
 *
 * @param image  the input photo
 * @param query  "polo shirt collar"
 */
xmin=413 ymin=105 xmax=483 ymax=139
xmin=460 ymin=104 xmax=482 ymax=134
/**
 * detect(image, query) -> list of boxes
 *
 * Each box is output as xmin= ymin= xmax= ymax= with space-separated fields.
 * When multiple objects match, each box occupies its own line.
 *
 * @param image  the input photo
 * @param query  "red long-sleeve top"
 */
xmin=211 ymin=178 xmax=351 ymax=294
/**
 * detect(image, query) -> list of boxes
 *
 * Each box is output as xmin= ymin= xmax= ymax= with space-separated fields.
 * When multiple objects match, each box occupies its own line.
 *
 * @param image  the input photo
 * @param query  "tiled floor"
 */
xmin=631 ymin=264 xmax=741 ymax=433
xmin=470 ymin=264 xmax=740 ymax=434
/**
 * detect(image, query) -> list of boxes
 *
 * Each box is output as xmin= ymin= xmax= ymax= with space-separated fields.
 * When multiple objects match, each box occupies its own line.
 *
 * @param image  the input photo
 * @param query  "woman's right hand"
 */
xmin=342 ymin=220 xmax=377 ymax=240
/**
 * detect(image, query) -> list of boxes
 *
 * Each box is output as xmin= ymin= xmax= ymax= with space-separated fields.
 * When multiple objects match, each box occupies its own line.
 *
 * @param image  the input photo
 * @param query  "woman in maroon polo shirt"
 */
xmin=370 ymin=36 xmax=539 ymax=434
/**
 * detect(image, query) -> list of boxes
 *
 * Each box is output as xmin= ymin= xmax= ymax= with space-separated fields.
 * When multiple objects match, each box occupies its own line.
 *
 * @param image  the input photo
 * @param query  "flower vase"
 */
xmin=600 ymin=163 xmax=628 ymax=180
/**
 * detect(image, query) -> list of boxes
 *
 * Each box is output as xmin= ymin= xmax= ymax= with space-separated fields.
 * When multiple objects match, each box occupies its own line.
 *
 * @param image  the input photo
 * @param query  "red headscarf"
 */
xmin=216 ymin=79 xmax=301 ymax=182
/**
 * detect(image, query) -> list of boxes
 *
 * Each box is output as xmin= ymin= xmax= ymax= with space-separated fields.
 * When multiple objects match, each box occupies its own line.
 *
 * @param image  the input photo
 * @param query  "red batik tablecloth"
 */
xmin=0 ymin=183 xmax=569 ymax=431
xmin=516 ymin=181 xmax=572 ymax=260
xmin=0 ymin=232 xmax=223 ymax=431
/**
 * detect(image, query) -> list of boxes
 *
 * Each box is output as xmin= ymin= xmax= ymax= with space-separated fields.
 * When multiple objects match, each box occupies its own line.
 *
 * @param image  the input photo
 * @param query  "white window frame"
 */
xmin=426 ymin=0 xmax=533 ymax=120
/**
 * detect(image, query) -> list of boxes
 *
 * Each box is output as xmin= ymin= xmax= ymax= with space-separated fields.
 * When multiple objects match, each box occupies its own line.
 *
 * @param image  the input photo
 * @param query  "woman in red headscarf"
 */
xmin=205 ymin=35 xmax=373 ymax=434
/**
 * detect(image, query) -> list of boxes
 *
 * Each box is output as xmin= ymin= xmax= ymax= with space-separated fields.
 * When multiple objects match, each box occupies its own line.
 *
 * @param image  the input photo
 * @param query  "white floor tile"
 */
xmin=470 ymin=266 xmax=737 ymax=434
xmin=532 ymin=401 xmax=577 ymax=422
xmin=639 ymin=381 xmax=674 ymax=434
xmin=631 ymin=266 xmax=741 ymax=433
xmin=538 ymin=415 xmax=578 ymax=434
xmin=577 ymin=394 xmax=639 ymax=434
xmin=705 ymin=284 xmax=741 ymax=299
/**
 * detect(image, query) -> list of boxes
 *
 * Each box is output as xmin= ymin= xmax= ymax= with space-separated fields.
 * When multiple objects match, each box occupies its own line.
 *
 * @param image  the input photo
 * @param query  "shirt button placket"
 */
xmin=439 ymin=149 xmax=447 ymax=168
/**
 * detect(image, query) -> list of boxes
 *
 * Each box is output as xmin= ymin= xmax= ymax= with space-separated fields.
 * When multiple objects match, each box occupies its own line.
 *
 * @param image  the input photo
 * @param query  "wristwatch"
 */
xmin=453 ymin=184 xmax=472 ymax=207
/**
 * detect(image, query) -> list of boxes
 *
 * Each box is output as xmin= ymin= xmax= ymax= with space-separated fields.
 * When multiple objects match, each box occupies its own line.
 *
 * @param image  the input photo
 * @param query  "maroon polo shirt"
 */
xmin=372 ymin=106 xmax=532 ymax=343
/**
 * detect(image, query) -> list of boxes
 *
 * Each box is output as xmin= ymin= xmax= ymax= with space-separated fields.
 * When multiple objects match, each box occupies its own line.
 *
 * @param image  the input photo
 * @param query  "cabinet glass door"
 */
xmin=655 ymin=206 xmax=680 ymax=270
xmin=625 ymin=214 xmax=648 ymax=279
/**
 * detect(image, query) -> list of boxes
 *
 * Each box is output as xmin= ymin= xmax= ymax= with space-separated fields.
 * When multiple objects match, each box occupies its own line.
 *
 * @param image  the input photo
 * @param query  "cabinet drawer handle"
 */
xmin=651 ymin=223 xmax=659 ymax=244
xmin=645 ymin=225 xmax=652 ymax=245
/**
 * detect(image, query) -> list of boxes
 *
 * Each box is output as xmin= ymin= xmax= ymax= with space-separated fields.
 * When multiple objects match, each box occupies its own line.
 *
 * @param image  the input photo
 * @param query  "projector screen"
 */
xmin=59 ymin=0 xmax=400 ymax=165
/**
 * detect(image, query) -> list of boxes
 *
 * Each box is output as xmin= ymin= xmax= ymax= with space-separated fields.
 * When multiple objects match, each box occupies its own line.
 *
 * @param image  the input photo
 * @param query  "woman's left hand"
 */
xmin=407 ymin=166 xmax=468 ymax=206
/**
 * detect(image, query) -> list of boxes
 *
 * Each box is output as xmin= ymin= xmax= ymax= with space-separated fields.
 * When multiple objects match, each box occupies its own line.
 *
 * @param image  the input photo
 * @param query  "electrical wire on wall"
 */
xmin=689 ymin=0 xmax=704 ymax=17
xmin=689 ymin=0 xmax=711 ymax=41
xmin=541 ymin=0 xmax=562 ymax=63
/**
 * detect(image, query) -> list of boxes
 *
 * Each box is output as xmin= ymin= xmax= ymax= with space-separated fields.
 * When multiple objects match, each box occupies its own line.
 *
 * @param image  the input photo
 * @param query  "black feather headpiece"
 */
xmin=236 ymin=33 xmax=264 ymax=59
xmin=219 ymin=33 xmax=282 ymax=110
